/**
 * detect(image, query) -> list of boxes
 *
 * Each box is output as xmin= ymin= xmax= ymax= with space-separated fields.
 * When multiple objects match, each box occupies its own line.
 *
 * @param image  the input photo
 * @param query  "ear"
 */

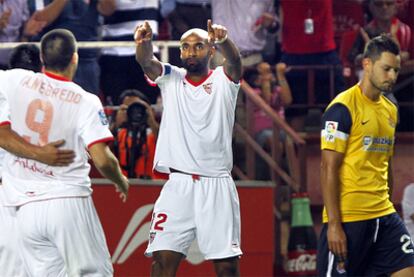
xmin=362 ymin=57 xmax=372 ymax=71
xmin=209 ymin=45 xmax=216 ymax=58
xmin=71 ymin=52 xmax=78 ymax=65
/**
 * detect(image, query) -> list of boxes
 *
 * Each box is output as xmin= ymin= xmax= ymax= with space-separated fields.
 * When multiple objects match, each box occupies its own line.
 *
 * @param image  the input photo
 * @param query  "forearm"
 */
xmin=321 ymin=163 xmax=342 ymax=223
xmin=135 ymin=42 xmax=162 ymax=80
xmin=277 ymin=73 xmax=292 ymax=105
xmin=33 ymin=0 xmax=68 ymax=26
xmin=217 ymin=38 xmax=242 ymax=81
xmin=0 ymin=127 xmax=41 ymax=160
xmin=94 ymin=151 xmax=126 ymax=186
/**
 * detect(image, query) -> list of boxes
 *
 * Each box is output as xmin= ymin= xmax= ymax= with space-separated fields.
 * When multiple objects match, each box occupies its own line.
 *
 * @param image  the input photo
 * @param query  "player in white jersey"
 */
xmin=0 ymin=43 xmax=74 ymax=277
xmin=135 ymin=20 xmax=242 ymax=276
xmin=0 ymin=29 xmax=130 ymax=276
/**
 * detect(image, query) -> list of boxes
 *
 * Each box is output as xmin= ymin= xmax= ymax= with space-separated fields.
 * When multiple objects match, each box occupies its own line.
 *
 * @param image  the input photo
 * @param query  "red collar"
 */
xmin=185 ymin=70 xmax=213 ymax=87
xmin=43 ymin=70 xmax=71 ymax=82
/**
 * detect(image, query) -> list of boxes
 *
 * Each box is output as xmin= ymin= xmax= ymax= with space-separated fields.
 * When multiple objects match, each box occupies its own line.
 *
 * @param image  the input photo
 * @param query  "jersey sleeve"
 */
xmin=0 ymin=72 xmax=11 ymax=125
xmin=321 ymin=103 xmax=352 ymax=153
xmin=217 ymin=66 xmax=240 ymax=100
xmin=78 ymin=96 xmax=114 ymax=148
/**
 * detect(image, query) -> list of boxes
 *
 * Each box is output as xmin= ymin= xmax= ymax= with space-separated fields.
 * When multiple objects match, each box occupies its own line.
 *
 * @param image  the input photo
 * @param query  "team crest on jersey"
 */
xmin=149 ymin=232 xmax=156 ymax=244
xmin=203 ymin=82 xmax=213 ymax=94
xmin=325 ymin=121 xmax=338 ymax=142
xmin=98 ymin=109 xmax=108 ymax=125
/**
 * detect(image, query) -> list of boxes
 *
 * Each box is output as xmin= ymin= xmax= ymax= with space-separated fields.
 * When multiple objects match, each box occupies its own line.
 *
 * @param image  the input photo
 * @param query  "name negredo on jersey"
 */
xmin=20 ymin=75 xmax=82 ymax=104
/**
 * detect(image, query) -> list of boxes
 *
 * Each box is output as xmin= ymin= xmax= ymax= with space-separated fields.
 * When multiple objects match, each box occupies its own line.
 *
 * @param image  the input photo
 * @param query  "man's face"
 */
xmin=367 ymin=52 xmax=401 ymax=93
xmin=180 ymin=34 xmax=211 ymax=74
xmin=370 ymin=0 xmax=396 ymax=21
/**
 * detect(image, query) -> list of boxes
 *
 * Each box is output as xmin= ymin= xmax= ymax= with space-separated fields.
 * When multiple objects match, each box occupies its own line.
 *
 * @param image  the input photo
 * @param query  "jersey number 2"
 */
xmin=24 ymin=99 xmax=54 ymax=145
xmin=154 ymin=213 xmax=168 ymax=231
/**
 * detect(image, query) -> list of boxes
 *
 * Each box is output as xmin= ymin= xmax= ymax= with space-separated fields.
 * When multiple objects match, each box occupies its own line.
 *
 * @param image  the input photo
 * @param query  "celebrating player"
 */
xmin=135 ymin=20 xmax=242 ymax=276
xmin=318 ymin=35 xmax=414 ymax=275
xmin=0 ymin=29 xmax=129 ymax=276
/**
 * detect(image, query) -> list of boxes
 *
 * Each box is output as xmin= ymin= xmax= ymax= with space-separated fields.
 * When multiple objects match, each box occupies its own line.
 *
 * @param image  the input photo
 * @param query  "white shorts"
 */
xmin=16 ymin=196 xmax=113 ymax=277
xmin=0 ymin=185 xmax=27 ymax=277
xmin=145 ymin=172 xmax=242 ymax=260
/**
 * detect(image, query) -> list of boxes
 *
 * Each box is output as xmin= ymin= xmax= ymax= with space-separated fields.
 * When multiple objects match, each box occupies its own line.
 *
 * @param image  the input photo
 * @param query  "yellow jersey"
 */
xmin=321 ymin=84 xmax=397 ymax=223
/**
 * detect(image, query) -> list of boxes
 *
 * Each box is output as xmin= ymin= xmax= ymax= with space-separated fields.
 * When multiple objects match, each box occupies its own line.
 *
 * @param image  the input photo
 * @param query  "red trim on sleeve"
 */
xmin=0 ymin=121 xmax=11 ymax=126
xmin=87 ymin=137 xmax=114 ymax=149
xmin=144 ymin=74 xmax=158 ymax=87
xmin=44 ymin=71 xmax=71 ymax=82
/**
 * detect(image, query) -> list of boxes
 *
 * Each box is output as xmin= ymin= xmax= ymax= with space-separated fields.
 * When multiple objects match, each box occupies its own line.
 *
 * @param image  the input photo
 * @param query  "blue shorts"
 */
xmin=317 ymin=213 xmax=414 ymax=276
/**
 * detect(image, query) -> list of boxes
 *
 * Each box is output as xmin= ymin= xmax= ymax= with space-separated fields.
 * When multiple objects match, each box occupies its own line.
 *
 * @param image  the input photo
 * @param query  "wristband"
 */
xmin=215 ymin=34 xmax=228 ymax=44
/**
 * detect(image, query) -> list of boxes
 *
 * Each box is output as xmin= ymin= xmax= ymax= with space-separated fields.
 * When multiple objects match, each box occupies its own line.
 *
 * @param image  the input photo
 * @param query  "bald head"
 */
xmin=180 ymin=28 xmax=209 ymax=43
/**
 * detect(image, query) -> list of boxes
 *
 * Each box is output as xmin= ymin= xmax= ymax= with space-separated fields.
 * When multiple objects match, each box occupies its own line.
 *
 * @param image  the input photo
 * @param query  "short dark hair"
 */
xmin=119 ymin=89 xmax=150 ymax=104
xmin=363 ymin=34 xmax=400 ymax=62
xmin=8 ymin=44 xmax=42 ymax=72
xmin=40 ymin=29 xmax=77 ymax=71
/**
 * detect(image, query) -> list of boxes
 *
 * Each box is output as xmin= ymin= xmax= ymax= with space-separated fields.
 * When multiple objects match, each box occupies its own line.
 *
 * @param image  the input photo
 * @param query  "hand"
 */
xmin=276 ymin=62 xmax=288 ymax=74
xmin=257 ymin=62 xmax=275 ymax=83
xmin=116 ymin=175 xmax=129 ymax=202
xmin=114 ymin=104 xmax=128 ymax=129
xmin=36 ymin=139 xmax=75 ymax=166
xmin=0 ymin=9 xmax=11 ymax=30
xmin=134 ymin=21 xmax=153 ymax=44
xmin=260 ymin=12 xmax=277 ymax=29
xmin=23 ymin=13 xmax=47 ymax=37
xmin=207 ymin=19 xmax=228 ymax=44
xmin=327 ymin=222 xmax=347 ymax=264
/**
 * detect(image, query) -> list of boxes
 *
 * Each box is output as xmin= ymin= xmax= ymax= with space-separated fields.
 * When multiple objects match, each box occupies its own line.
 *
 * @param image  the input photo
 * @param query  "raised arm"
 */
xmin=0 ymin=124 xmax=75 ymax=166
xmin=134 ymin=21 xmax=162 ymax=81
xmin=89 ymin=142 xmax=129 ymax=202
xmin=320 ymin=149 xmax=347 ymax=263
xmin=207 ymin=20 xmax=242 ymax=82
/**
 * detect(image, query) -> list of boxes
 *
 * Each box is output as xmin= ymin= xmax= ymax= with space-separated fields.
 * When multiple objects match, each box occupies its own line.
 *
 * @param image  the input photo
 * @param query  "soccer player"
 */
xmin=0 ymin=29 xmax=129 ymax=276
xmin=0 ymin=42 xmax=71 ymax=277
xmin=135 ymin=20 xmax=242 ymax=276
xmin=318 ymin=34 xmax=414 ymax=276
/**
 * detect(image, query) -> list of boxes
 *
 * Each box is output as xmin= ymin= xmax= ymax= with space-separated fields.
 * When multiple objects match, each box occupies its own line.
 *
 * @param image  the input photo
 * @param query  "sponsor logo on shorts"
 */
xmin=149 ymin=232 xmax=156 ymax=244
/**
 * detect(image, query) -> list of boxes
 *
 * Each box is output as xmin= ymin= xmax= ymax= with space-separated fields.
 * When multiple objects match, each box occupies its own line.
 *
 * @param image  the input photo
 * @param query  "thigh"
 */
xmin=50 ymin=197 xmax=113 ymax=277
xmin=317 ymin=219 xmax=377 ymax=276
xmin=0 ymin=187 xmax=27 ymax=277
xmin=145 ymin=175 xmax=196 ymax=257
xmin=16 ymin=201 xmax=67 ymax=277
xmin=195 ymin=177 xmax=242 ymax=260
xmin=367 ymin=213 xmax=414 ymax=275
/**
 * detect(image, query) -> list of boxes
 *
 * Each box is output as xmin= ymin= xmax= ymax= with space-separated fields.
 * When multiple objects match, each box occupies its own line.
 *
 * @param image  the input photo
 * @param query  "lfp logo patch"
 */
xmin=325 ymin=121 xmax=338 ymax=142
xmin=98 ymin=109 xmax=108 ymax=125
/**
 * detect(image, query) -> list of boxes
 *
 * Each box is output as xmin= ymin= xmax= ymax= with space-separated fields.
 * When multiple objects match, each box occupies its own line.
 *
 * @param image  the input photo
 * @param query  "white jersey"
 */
xmin=154 ymin=64 xmax=239 ymax=177
xmin=402 ymin=183 xmax=414 ymax=239
xmin=0 ymin=69 xmax=113 ymax=206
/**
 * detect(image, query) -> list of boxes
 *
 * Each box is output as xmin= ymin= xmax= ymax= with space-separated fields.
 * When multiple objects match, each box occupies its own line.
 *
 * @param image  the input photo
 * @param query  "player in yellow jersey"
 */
xmin=317 ymin=35 xmax=414 ymax=276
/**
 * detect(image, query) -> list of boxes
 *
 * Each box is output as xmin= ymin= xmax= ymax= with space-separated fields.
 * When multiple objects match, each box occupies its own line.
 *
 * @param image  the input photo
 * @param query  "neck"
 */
xmin=186 ymin=68 xmax=210 ymax=83
xmin=44 ymin=67 xmax=74 ymax=81
xmin=375 ymin=18 xmax=392 ymax=31
xmin=359 ymin=78 xmax=381 ymax=102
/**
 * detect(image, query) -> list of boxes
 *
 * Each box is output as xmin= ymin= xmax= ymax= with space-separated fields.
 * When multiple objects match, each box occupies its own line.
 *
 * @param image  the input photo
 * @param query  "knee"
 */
xmin=214 ymin=261 xmax=239 ymax=277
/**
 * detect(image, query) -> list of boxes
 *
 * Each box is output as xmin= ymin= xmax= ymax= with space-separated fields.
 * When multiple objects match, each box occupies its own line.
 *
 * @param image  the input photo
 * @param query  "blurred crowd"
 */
xmin=1 ymin=0 xmax=413 ymax=179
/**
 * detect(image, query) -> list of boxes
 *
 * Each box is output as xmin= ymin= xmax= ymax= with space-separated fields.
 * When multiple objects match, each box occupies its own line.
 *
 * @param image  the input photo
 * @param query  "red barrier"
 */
xmin=92 ymin=180 xmax=275 ymax=277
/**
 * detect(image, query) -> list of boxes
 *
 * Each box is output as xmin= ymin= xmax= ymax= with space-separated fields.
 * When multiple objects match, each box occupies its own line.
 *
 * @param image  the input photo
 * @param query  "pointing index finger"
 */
xmin=207 ymin=19 xmax=213 ymax=34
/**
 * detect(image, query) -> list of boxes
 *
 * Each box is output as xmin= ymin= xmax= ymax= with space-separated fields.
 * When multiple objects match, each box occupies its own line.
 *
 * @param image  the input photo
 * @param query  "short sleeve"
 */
xmin=0 ymin=72 xmax=10 ymax=125
xmin=78 ymin=97 xmax=113 ymax=148
xmin=321 ymin=103 xmax=352 ymax=153
xmin=154 ymin=63 xmax=174 ymax=87
xmin=402 ymin=184 xmax=414 ymax=218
